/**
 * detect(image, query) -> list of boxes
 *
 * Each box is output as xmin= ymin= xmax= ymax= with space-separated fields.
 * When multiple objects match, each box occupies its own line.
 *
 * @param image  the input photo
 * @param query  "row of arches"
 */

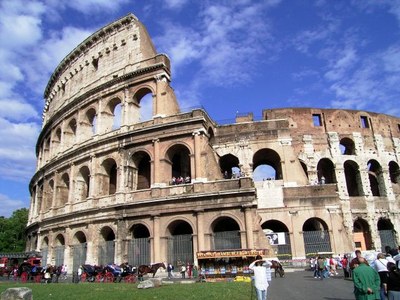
xmin=38 ymin=216 xmax=244 ymax=271
xmin=221 ymin=150 xmax=400 ymax=196
xmin=39 ymin=88 xmax=154 ymax=167
xmin=32 ymin=144 xmax=193 ymax=213
xmin=262 ymin=217 xmax=397 ymax=259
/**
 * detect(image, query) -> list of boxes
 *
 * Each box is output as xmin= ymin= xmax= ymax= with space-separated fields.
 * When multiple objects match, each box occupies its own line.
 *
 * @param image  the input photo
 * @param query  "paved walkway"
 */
xmin=267 ymin=269 xmax=355 ymax=300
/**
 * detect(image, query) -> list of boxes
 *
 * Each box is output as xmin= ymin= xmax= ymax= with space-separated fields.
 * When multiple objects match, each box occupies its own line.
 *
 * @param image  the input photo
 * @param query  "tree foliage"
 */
xmin=0 ymin=208 xmax=28 ymax=252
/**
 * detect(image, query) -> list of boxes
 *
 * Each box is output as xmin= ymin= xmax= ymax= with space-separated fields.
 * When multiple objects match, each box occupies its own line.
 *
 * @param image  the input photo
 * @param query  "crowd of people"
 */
xmin=171 ymin=176 xmax=191 ymax=185
xmin=309 ymin=246 xmax=400 ymax=300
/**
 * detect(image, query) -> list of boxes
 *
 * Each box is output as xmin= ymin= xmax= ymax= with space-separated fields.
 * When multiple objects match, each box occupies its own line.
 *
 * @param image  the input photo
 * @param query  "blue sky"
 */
xmin=1 ymin=0 xmax=400 ymax=217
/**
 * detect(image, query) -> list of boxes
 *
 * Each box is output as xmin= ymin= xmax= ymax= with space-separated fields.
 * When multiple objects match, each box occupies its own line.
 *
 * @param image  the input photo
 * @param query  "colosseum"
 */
xmin=26 ymin=13 xmax=400 ymax=274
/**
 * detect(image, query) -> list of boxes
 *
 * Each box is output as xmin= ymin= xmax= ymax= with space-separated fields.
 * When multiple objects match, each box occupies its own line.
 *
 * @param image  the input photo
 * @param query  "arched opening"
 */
xmin=167 ymin=220 xmax=194 ymax=268
xmin=56 ymin=173 xmax=69 ymax=207
xmin=41 ymin=237 xmax=49 ymax=266
xmin=129 ymin=224 xmax=150 ymax=266
xmin=317 ymin=158 xmax=336 ymax=184
xmin=133 ymin=88 xmax=153 ymax=123
xmin=344 ymin=160 xmax=363 ymax=196
xmin=367 ymin=160 xmax=385 ymax=196
xmin=98 ymin=226 xmax=115 ymax=265
xmin=54 ymin=127 xmax=62 ymax=153
xmin=302 ymin=218 xmax=331 ymax=257
xmin=261 ymin=220 xmax=292 ymax=259
xmin=339 ymin=137 xmax=355 ymax=155
xmin=45 ymin=179 xmax=54 ymax=211
xmin=131 ymin=151 xmax=151 ymax=190
xmin=208 ymin=127 xmax=215 ymax=144
xmin=211 ymin=217 xmax=241 ymax=250
xmin=76 ymin=166 xmax=90 ymax=200
xmin=389 ymin=161 xmax=400 ymax=194
xmin=101 ymin=158 xmax=118 ymax=195
xmin=72 ymin=231 xmax=87 ymax=272
xmin=166 ymin=144 xmax=191 ymax=184
xmin=64 ymin=118 xmax=77 ymax=148
xmin=86 ymin=108 xmax=97 ymax=135
xmin=54 ymin=234 xmax=65 ymax=267
xmin=377 ymin=218 xmax=396 ymax=252
xmin=219 ymin=154 xmax=240 ymax=179
xmin=300 ymin=161 xmax=309 ymax=180
xmin=253 ymin=149 xmax=282 ymax=180
xmin=353 ymin=218 xmax=372 ymax=250
xmin=106 ymin=98 xmax=122 ymax=130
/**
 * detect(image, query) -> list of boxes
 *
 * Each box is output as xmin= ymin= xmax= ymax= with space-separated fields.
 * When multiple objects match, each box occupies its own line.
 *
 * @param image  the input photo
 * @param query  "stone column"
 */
xmin=68 ymin=163 xmax=75 ymax=205
xmin=89 ymin=155 xmax=97 ymax=198
xmin=196 ymin=211 xmax=205 ymax=251
xmin=193 ymin=130 xmax=202 ymax=180
xmin=153 ymin=139 xmax=160 ymax=185
xmin=243 ymin=206 xmax=254 ymax=249
xmin=152 ymin=215 xmax=160 ymax=263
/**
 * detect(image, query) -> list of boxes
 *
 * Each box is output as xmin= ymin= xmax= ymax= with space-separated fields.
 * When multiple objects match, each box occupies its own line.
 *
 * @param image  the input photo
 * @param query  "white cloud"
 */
xmin=0 ymin=193 xmax=27 ymax=218
xmin=324 ymin=47 xmax=358 ymax=81
xmin=0 ymin=118 xmax=39 ymax=181
xmin=0 ymin=100 xmax=38 ymax=121
xmin=164 ymin=0 xmax=188 ymax=9
xmin=58 ymin=0 xmax=130 ymax=14
xmin=155 ymin=1 xmax=279 ymax=92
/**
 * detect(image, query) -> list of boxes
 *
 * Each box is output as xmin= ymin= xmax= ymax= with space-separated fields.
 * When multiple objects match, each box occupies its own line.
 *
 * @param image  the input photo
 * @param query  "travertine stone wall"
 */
xmin=26 ymin=14 xmax=400 ymax=269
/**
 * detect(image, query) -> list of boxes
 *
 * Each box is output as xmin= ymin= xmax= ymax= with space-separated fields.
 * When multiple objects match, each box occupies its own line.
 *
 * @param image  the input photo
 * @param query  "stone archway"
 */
xmin=261 ymin=220 xmax=292 ymax=259
xmin=128 ymin=224 xmax=150 ymax=266
xmin=353 ymin=218 xmax=372 ymax=250
xmin=166 ymin=220 xmax=194 ymax=268
xmin=302 ymin=218 xmax=332 ymax=258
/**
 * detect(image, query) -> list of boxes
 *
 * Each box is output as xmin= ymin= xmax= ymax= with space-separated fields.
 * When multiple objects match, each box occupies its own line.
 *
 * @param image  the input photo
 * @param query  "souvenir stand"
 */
xmin=196 ymin=249 xmax=268 ymax=282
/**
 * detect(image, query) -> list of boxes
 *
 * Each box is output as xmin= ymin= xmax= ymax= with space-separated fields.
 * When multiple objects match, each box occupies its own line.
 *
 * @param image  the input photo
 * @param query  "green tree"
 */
xmin=0 ymin=208 xmax=29 ymax=252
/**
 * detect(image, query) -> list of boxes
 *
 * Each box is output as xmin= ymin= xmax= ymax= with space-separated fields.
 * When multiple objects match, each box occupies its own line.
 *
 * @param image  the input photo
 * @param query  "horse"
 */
xmin=137 ymin=262 xmax=166 ymax=279
xmin=271 ymin=260 xmax=285 ymax=278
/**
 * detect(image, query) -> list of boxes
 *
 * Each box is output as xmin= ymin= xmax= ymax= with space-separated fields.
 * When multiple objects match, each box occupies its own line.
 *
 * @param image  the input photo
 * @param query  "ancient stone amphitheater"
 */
xmin=26 ymin=14 xmax=400 ymax=273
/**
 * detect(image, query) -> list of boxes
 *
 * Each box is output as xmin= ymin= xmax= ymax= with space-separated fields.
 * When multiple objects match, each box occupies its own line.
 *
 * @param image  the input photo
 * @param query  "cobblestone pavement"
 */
xmin=266 ymin=270 xmax=355 ymax=300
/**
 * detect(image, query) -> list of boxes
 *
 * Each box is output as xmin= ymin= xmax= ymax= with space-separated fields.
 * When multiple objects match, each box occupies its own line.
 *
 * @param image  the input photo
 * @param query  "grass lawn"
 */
xmin=0 ymin=281 xmax=253 ymax=300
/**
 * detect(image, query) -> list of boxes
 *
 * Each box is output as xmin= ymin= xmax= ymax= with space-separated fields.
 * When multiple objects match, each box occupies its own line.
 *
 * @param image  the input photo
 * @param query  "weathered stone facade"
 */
xmin=26 ymin=14 xmax=400 ymax=271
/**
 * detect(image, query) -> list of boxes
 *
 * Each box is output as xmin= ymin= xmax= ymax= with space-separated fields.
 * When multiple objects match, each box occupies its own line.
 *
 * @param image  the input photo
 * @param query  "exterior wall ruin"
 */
xmin=26 ymin=14 xmax=400 ymax=272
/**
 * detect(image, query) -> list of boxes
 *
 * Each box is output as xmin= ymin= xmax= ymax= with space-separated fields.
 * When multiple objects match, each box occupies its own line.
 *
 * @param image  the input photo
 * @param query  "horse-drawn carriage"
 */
xmin=79 ymin=263 xmax=138 ymax=283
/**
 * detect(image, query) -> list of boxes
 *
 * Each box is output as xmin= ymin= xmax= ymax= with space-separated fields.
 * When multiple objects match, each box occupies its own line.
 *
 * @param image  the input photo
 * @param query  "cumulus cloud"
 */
xmin=47 ymin=0 xmax=130 ymax=15
xmin=0 ymin=118 xmax=39 ymax=181
xmin=164 ymin=0 xmax=188 ymax=9
xmin=155 ymin=0 xmax=280 ymax=103
xmin=0 ymin=193 xmax=27 ymax=218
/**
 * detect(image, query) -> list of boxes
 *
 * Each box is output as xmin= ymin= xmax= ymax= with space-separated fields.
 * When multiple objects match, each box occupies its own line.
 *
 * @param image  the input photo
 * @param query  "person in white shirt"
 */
xmin=249 ymin=255 xmax=272 ymax=300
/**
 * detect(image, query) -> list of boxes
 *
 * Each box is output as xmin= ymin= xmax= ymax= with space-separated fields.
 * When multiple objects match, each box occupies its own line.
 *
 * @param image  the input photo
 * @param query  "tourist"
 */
xmin=167 ymin=263 xmax=174 ymax=279
xmin=249 ymin=255 xmax=272 ymax=300
xmin=341 ymin=255 xmax=350 ymax=278
xmin=352 ymin=257 xmax=380 ymax=300
xmin=374 ymin=253 xmax=390 ymax=300
xmin=385 ymin=262 xmax=400 ymax=300
xmin=180 ymin=264 xmax=186 ymax=278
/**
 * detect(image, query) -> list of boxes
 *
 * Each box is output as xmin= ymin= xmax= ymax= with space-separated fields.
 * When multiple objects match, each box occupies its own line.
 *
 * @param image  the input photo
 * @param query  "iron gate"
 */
xmin=303 ymin=230 xmax=332 ymax=258
xmin=54 ymin=246 xmax=65 ymax=266
xmin=98 ymin=241 xmax=115 ymax=265
xmin=41 ymin=248 xmax=48 ymax=266
xmin=72 ymin=243 xmax=87 ymax=272
xmin=277 ymin=232 xmax=292 ymax=260
xmin=212 ymin=231 xmax=241 ymax=250
xmin=379 ymin=230 xmax=397 ymax=252
xmin=128 ymin=238 xmax=150 ymax=266
xmin=167 ymin=234 xmax=193 ymax=267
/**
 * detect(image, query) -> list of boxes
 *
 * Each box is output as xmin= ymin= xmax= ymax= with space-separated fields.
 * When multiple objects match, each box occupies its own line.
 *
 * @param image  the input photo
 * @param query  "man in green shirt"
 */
xmin=352 ymin=257 xmax=380 ymax=300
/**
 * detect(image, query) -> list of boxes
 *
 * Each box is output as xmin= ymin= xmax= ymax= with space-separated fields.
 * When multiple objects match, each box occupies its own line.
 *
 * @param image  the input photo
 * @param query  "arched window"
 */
xmin=367 ymin=160 xmax=385 ymax=196
xmin=344 ymin=160 xmax=363 ymax=196
xmin=317 ymin=158 xmax=336 ymax=184
xmin=339 ymin=137 xmax=355 ymax=155
xmin=253 ymin=149 xmax=282 ymax=180
xmin=219 ymin=154 xmax=240 ymax=179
